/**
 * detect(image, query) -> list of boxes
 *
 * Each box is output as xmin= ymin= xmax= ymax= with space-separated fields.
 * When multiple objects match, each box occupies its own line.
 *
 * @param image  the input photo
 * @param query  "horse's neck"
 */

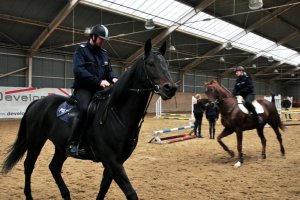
xmin=218 ymin=97 xmax=237 ymax=115
xmin=110 ymin=61 xmax=151 ymax=125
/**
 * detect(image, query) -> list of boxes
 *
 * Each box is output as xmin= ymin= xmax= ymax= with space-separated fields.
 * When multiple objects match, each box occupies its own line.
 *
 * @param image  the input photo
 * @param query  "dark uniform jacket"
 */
xmin=73 ymin=42 xmax=117 ymax=92
xmin=232 ymin=74 xmax=255 ymax=97
xmin=193 ymin=100 xmax=206 ymax=115
xmin=205 ymin=104 xmax=219 ymax=120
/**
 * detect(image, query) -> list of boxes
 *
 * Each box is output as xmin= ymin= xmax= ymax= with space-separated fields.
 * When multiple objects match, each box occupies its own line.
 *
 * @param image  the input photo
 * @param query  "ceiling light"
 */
xmin=145 ymin=19 xmax=155 ymax=30
xmin=169 ymin=45 xmax=176 ymax=51
xmin=274 ymin=69 xmax=278 ymax=73
xmin=225 ymin=42 xmax=233 ymax=50
xmin=220 ymin=56 xmax=225 ymax=62
xmin=249 ymin=0 xmax=263 ymax=10
xmin=252 ymin=64 xmax=256 ymax=68
xmin=268 ymin=56 xmax=274 ymax=62
xmin=84 ymin=27 xmax=91 ymax=35
xmin=291 ymin=73 xmax=295 ymax=77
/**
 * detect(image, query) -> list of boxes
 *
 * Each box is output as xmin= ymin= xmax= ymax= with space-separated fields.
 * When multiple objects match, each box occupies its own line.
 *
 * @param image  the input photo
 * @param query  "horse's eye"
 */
xmin=147 ymin=62 xmax=154 ymax=67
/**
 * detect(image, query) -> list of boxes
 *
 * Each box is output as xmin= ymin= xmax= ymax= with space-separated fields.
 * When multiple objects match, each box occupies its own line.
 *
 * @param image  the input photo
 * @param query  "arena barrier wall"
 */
xmin=0 ymin=87 xmax=71 ymax=119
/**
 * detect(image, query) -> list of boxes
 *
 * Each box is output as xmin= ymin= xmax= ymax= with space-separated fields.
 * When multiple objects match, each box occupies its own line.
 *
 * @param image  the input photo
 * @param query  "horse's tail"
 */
xmin=278 ymin=116 xmax=286 ymax=132
xmin=271 ymin=103 xmax=286 ymax=132
xmin=271 ymin=93 xmax=275 ymax=104
xmin=269 ymin=93 xmax=286 ymax=131
xmin=1 ymin=100 xmax=37 ymax=174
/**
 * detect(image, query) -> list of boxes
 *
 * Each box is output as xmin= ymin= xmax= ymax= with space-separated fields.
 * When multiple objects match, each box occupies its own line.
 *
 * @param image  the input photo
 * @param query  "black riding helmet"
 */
xmin=90 ymin=25 xmax=109 ymax=40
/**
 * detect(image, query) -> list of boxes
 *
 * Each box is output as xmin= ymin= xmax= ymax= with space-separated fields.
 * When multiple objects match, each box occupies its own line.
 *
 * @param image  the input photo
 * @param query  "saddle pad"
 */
xmin=236 ymin=96 xmax=264 ymax=114
xmin=57 ymin=101 xmax=75 ymax=122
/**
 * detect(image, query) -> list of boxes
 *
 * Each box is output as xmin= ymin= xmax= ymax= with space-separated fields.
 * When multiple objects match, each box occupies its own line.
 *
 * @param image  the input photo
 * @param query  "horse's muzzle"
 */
xmin=160 ymin=83 xmax=177 ymax=100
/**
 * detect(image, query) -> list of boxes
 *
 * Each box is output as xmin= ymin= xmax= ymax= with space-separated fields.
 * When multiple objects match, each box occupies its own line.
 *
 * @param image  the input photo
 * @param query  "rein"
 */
xmin=127 ymin=58 xmax=159 ymax=139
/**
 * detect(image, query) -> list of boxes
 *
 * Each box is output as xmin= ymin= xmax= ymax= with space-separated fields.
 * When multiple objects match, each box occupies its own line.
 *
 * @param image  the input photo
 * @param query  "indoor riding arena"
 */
xmin=1 ymin=0 xmax=300 ymax=200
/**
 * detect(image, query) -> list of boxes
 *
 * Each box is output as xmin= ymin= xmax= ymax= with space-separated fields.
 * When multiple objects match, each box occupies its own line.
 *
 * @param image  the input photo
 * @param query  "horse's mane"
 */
xmin=109 ymin=57 xmax=144 ymax=103
xmin=205 ymin=79 xmax=233 ymax=98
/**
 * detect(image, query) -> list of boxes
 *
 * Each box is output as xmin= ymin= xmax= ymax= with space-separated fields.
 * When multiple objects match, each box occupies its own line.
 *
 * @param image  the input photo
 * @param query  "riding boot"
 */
xmin=193 ymin=127 xmax=197 ymax=136
xmin=66 ymin=117 xmax=86 ymax=156
xmin=209 ymin=127 xmax=212 ymax=139
xmin=197 ymin=127 xmax=203 ymax=138
xmin=245 ymin=102 xmax=263 ymax=124
xmin=253 ymin=112 xmax=263 ymax=124
xmin=212 ymin=128 xmax=215 ymax=139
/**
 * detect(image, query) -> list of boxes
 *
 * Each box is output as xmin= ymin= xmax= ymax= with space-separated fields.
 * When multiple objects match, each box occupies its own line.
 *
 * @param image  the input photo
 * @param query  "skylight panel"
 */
xmin=269 ymin=45 xmax=297 ymax=60
xmin=82 ymin=0 xmax=299 ymax=67
xmin=133 ymin=0 xmax=153 ymax=16
xmin=290 ymin=55 xmax=300 ymax=65
xmin=234 ymin=32 xmax=275 ymax=53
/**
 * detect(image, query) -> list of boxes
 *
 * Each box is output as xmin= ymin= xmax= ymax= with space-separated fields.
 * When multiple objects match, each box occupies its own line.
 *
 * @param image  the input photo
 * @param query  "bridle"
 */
xmin=128 ymin=51 xmax=167 ymax=137
xmin=207 ymin=84 xmax=235 ymax=106
xmin=129 ymin=51 xmax=162 ymax=94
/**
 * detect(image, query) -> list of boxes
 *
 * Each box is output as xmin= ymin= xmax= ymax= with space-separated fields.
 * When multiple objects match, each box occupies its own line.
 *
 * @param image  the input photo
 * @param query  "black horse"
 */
xmin=1 ymin=39 xmax=177 ymax=200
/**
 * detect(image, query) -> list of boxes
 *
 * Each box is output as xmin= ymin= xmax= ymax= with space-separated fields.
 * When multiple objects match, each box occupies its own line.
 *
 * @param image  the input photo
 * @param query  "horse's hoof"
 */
xmin=228 ymin=150 xmax=235 ymax=158
xmin=233 ymin=161 xmax=242 ymax=168
xmin=262 ymin=154 xmax=266 ymax=159
xmin=281 ymin=155 xmax=286 ymax=159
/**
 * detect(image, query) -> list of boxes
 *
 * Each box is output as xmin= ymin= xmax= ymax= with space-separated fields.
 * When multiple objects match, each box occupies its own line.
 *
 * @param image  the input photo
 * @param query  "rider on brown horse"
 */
xmin=232 ymin=66 xmax=263 ymax=124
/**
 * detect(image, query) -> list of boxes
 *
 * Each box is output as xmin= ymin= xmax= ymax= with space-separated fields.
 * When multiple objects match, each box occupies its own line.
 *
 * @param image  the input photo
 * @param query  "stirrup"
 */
xmin=66 ymin=143 xmax=86 ymax=156
xmin=257 ymin=116 xmax=263 ymax=124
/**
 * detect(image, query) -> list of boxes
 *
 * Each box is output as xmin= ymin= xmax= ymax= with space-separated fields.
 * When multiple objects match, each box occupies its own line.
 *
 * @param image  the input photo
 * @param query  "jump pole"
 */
xmin=149 ymin=125 xmax=195 ymax=144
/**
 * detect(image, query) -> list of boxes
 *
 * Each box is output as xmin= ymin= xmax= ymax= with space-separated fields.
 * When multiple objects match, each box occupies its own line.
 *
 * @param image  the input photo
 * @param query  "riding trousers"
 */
xmin=243 ymin=94 xmax=256 ymax=114
xmin=69 ymin=88 xmax=94 ymax=142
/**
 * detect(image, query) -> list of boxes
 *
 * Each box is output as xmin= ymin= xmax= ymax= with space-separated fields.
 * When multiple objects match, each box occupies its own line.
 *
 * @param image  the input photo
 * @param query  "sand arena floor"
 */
xmin=0 ymin=116 xmax=299 ymax=200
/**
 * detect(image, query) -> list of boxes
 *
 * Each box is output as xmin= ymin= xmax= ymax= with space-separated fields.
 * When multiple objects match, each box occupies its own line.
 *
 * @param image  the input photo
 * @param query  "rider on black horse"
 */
xmin=232 ymin=66 xmax=263 ymax=124
xmin=66 ymin=24 xmax=118 ymax=156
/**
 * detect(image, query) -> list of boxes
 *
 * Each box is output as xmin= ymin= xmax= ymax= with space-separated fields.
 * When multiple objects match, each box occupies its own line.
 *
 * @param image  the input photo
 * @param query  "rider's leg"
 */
xmin=66 ymin=89 xmax=92 ymax=156
xmin=244 ymin=95 xmax=263 ymax=124
xmin=193 ymin=113 xmax=198 ymax=136
xmin=197 ymin=114 xmax=203 ymax=138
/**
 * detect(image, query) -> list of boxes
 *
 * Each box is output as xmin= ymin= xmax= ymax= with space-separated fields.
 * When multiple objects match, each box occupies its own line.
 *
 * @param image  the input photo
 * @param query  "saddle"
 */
xmin=56 ymin=89 xmax=111 ymax=162
xmin=56 ymin=88 xmax=111 ymax=125
xmin=236 ymin=95 xmax=264 ymax=114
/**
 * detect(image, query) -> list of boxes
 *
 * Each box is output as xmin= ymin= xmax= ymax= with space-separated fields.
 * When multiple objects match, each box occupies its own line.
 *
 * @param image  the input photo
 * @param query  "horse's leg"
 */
xmin=49 ymin=149 xmax=70 ymax=200
xmin=234 ymin=131 xmax=244 ymax=168
xmin=256 ymin=127 xmax=267 ymax=159
xmin=270 ymin=125 xmax=285 ymax=157
xmin=103 ymin=160 xmax=138 ymax=200
xmin=96 ymin=168 xmax=113 ymax=200
xmin=217 ymin=127 xmax=235 ymax=157
xmin=24 ymin=141 xmax=47 ymax=200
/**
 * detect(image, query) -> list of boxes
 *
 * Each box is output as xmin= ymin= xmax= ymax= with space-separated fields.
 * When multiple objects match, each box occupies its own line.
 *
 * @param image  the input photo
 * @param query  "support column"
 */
xmin=26 ymin=55 xmax=32 ymax=87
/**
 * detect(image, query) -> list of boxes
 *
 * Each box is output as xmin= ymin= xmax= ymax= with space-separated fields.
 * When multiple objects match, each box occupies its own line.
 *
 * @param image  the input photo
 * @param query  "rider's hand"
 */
xmin=112 ymin=78 xmax=118 ymax=83
xmin=100 ymin=80 xmax=110 ymax=88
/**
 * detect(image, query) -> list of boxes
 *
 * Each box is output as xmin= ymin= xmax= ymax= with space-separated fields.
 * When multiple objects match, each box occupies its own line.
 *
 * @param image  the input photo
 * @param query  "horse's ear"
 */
xmin=144 ymin=39 xmax=152 ymax=57
xmin=159 ymin=41 xmax=167 ymax=56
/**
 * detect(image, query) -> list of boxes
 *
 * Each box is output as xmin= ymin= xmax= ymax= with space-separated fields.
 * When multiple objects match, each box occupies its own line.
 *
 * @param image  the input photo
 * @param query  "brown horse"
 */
xmin=204 ymin=80 xmax=285 ymax=168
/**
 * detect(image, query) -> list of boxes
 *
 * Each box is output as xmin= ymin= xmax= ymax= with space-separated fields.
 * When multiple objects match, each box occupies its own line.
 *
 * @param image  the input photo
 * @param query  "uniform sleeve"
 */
xmin=105 ymin=59 xmax=118 ymax=83
xmin=101 ymin=50 xmax=117 ymax=83
xmin=73 ymin=46 xmax=100 ymax=89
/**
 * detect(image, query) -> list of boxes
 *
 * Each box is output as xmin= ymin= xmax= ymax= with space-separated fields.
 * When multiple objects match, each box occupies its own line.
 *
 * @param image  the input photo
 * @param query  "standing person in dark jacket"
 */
xmin=193 ymin=94 xmax=206 ymax=138
xmin=66 ymin=24 xmax=118 ymax=156
xmin=232 ymin=66 xmax=263 ymax=124
xmin=205 ymin=102 xmax=219 ymax=139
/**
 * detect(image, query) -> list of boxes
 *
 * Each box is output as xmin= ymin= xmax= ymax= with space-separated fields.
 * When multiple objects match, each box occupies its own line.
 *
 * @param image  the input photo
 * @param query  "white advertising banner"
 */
xmin=0 ymin=87 xmax=72 ymax=119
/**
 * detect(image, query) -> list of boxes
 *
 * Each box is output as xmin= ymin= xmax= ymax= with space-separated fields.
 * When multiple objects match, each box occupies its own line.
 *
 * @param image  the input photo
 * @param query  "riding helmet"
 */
xmin=90 ymin=25 xmax=109 ymax=40
xmin=235 ymin=66 xmax=245 ymax=72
